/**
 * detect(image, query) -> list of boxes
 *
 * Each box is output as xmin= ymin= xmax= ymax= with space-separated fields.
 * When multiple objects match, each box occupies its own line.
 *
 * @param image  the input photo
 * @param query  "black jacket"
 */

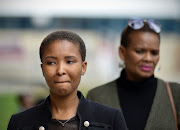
xmin=8 ymin=91 xmax=127 ymax=130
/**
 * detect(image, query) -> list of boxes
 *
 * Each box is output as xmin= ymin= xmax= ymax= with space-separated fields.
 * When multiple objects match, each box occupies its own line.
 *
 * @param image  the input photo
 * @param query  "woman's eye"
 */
xmin=47 ymin=61 xmax=56 ymax=65
xmin=67 ymin=61 xmax=74 ymax=64
xmin=135 ymin=50 xmax=143 ymax=54
xmin=152 ymin=51 xmax=159 ymax=55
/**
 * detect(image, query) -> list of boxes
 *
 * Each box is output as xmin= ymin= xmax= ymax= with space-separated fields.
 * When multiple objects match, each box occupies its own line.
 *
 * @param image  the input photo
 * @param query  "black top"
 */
xmin=117 ymin=69 xmax=157 ymax=130
xmin=49 ymin=115 xmax=79 ymax=130
xmin=8 ymin=91 xmax=127 ymax=130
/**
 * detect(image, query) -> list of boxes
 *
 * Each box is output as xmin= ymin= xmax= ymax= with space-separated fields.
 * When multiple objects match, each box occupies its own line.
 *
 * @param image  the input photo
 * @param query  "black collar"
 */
xmin=41 ymin=91 xmax=87 ymax=126
xmin=118 ymin=69 xmax=156 ymax=89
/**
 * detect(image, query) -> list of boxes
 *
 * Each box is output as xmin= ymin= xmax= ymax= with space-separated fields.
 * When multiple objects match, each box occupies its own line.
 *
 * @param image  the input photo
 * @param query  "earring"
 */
xmin=119 ymin=60 xmax=125 ymax=68
xmin=155 ymin=66 xmax=161 ymax=72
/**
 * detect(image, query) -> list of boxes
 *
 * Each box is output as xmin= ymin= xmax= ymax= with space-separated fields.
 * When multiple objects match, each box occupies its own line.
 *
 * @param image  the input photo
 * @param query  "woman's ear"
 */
xmin=119 ymin=45 xmax=126 ymax=61
xmin=41 ymin=64 xmax=45 ymax=77
xmin=81 ymin=61 xmax=87 ymax=75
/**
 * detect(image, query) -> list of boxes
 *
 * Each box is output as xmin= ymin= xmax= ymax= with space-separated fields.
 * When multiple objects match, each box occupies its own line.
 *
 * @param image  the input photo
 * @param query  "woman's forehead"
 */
xmin=128 ymin=32 xmax=160 ymax=47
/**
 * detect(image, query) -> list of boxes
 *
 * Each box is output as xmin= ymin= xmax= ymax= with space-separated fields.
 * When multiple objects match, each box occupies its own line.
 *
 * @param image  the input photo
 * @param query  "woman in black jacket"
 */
xmin=8 ymin=30 xmax=127 ymax=130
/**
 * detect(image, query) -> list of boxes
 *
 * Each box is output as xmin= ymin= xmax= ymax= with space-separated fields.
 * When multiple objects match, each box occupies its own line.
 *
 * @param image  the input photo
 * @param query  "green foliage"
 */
xmin=0 ymin=94 xmax=19 ymax=130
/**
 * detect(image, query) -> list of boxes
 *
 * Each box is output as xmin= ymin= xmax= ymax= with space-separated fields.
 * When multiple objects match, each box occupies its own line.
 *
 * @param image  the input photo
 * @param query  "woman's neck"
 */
xmin=123 ymin=69 xmax=154 ymax=82
xmin=50 ymin=91 xmax=79 ymax=120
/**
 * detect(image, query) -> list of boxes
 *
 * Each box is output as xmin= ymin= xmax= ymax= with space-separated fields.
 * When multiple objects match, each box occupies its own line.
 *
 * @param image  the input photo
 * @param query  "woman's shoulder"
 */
xmin=86 ymin=98 xmax=119 ymax=110
xmin=80 ymin=98 xmax=127 ymax=129
xmin=87 ymin=79 xmax=118 ymax=96
xmin=82 ymin=97 xmax=123 ymax=118
xmin=12 ymin=103 xmax=45 ymax=120
xmin=11 ymin=98 xmax=51 ymax=122
xmin=157 ymin=78 xmax=180 ymax=102
xmin=157 ymin=78 xmax=180 ymax=89
xmin=79 ymin=98 xmax=126 ymax=129
xmin=8 ymin=101 xmax=51 ymax=129
xmin=169 ymin=82 xmax=180 ymax=88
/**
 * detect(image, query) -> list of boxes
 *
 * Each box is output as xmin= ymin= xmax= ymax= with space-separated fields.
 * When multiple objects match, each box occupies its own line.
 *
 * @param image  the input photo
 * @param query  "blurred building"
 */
xmin=0 ymin=0 xmax=180 ymax=93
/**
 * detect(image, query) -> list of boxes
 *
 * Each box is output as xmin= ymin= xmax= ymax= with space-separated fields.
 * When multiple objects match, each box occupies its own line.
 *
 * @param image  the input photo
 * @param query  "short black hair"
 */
xmin=121 ymin=22 xmax=160 ymax=48
xmin=39 ymin=30 xmax=86 ymax=62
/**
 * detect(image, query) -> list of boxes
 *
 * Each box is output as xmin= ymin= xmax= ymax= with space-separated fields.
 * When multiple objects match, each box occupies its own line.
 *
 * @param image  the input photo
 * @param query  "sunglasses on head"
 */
xmin=128 ymin=18 xmax=161 ymax=33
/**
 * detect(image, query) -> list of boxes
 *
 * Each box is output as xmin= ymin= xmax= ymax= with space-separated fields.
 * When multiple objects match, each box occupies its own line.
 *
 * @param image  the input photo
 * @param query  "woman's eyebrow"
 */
xmin=64 ymin=56 xmax=77 ymax=59
xmin=45 ymin=56 xmax=57 ymax=60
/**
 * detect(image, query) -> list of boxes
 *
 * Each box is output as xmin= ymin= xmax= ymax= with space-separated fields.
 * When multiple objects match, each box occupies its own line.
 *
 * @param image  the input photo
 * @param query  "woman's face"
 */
xmin=119 ymin=31 xmax=160 ymax=81
xmin=41 ymin=40 xmax=87 ymax=97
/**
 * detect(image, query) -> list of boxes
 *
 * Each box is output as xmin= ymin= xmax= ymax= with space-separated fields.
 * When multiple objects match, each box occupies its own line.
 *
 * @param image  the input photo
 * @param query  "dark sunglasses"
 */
xmin=128 ymin=18 xmax=161 ymax=33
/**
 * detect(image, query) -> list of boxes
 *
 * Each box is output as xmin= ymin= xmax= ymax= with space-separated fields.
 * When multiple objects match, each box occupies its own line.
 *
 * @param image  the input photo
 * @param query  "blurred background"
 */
xmin=0 ymin=0 xmax=180 ymax=129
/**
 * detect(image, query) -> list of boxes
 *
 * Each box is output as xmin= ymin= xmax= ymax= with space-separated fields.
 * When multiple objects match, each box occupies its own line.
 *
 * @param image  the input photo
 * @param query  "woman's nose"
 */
xmin=56 ymin=64 xmax=66 ymax=76
xmin=144 ymin=52 xmax=153 ymax=61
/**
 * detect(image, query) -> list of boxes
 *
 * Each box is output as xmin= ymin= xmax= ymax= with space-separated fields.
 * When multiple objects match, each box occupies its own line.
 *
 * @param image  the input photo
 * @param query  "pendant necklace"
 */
xmin=54 ymin=115 xmax=76 ymax=127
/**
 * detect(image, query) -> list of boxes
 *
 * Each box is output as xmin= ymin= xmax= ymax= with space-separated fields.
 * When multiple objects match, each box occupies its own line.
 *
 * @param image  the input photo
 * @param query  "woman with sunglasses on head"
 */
xmin=87 ymin=18 xmax=180 ymax=130
xmin=8 ymin=30 xmax=127 ymax=130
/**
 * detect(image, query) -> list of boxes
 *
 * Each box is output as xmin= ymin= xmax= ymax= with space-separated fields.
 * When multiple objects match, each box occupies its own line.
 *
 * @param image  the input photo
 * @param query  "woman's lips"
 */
xmin=140 ymin=65 xmax=152 ymax=71
xmin=54 ymin=81 xmax=70 ymax=83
